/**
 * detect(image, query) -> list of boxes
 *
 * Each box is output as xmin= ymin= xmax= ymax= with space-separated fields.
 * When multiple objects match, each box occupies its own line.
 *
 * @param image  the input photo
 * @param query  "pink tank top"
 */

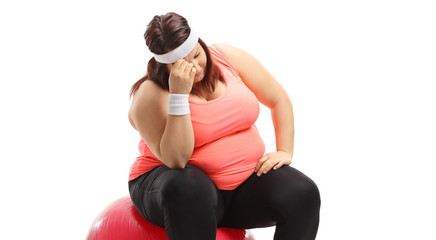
xmin=129 ymin=46 xmax=266 ymax=190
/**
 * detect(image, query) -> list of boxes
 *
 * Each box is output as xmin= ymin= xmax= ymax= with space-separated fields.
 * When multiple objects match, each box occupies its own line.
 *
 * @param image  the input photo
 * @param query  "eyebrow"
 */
xmin=186 ymin=46 xmax=200 ymax=60
xmin=190 ymin=46 xmax=200 ymax=58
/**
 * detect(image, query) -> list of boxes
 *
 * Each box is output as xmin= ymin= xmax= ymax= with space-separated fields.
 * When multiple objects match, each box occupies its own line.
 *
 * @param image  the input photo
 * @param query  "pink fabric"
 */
xmin=129 ymin=46 xmax=265 ymax=190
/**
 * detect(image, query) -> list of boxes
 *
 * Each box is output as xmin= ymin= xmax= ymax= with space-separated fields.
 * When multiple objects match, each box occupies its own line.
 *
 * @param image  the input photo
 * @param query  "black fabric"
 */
xmin=129 ymin=164 xmax=320 ymax=240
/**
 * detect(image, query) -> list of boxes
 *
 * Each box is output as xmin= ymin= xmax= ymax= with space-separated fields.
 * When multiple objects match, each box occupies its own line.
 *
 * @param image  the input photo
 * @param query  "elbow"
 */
xmin=166 ymin=158 xmax=189 ymax=169
xmin=162 ymin=152 xmax=192 ymax=170
xmin=167 ymin=162 xmax=187 ymax=170
xmin=158 ymin=142 xmax=193 ymax=170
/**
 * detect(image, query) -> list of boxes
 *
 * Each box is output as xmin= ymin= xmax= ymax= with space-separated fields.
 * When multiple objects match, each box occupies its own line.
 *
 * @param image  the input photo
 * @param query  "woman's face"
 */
xmin=166 ymin=43 xmax=207 ymax=83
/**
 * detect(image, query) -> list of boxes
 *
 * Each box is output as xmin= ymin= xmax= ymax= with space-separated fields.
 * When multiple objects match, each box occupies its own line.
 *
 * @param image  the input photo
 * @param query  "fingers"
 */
xmin=257 ymin=159 xmax=278 ymax=177
xmin=184 ymin=62 xmax=194 ymax=74
xmin=168 ymin=59 xmax=197 ymax=94
xmin=255 ymin=151 xmax=293 ymax=176
xmin=189 ymin=65 xmax=197 ymax=78
xmin=172 ymin=59 xmax=189 ymax=70
xmin=273 ymin=162 xmax=284 ymax=170
xmin=255 ymin=156 xmax=285 ymax=176
xmin=255 ymin=155 xmax=269 ymax=173
xmin=177 ymin=60 xmax=189 ymax=72
xmin=181 ymin=62 xmax=191 ymax=72
xmin=172 ymin=59 xmax=184 ymax=70
xmin=172 ymin=59 xmax=196 ymax=77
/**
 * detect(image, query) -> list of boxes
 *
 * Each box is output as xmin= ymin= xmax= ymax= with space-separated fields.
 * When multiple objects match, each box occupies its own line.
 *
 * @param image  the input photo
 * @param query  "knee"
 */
xmin=160 ymin=165 xmax=218 ymax=207
xmin=275 ymin=168 xmax=321 ymax=214
xmin=298 ymin=176 xmax=321 ymax=211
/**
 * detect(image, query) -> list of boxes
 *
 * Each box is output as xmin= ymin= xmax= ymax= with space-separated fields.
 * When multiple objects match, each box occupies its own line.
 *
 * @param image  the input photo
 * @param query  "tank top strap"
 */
xmin=209 ymin=45 xmax=241 ymax=82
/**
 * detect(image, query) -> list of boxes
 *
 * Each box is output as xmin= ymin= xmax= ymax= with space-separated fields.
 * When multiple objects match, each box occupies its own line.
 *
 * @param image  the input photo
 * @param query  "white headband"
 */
xmin=153 ymin=30 xmax=199 ymax=64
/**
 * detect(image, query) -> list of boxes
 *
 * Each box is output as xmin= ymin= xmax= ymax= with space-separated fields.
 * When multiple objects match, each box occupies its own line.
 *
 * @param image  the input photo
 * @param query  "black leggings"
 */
xmin=129 ymin=164 xmax=321 ymax=240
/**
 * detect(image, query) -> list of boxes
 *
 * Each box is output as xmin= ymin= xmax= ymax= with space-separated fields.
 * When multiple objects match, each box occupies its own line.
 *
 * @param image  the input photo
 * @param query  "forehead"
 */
xmin=187 ymin=43 xmax=201 ymax=56
xmin=178 ymin=43 xmax=201 ymax=62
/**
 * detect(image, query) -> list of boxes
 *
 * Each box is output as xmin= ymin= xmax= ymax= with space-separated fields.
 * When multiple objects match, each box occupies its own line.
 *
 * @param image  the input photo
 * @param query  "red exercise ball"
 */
xmin=87 ymin=196 xmax=255 ymax=240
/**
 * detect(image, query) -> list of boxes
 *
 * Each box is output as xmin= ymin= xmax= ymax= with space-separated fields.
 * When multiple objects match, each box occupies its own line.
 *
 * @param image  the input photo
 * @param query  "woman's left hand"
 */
xmin=255 ymin=151 xmax=293 ymax=176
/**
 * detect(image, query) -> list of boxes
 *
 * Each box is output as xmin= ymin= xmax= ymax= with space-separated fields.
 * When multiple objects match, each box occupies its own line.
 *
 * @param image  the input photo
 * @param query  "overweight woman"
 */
xmin=127 ymin=12 xmax=321 ymax=240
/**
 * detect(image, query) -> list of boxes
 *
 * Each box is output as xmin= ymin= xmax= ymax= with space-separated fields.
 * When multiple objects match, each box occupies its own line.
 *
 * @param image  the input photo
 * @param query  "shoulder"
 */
xmin=214 ymin=44 xmax=287 ymax=108
xmin=132 ymin=79 xmax=167 ymax=105
xmin=212 ymin=43 xmax=246 ymax=59
xmin=129 ymin=79 xmax=167 ymax=128
xmin=212 ymin=43 xmax=241 ymax=54
xmin=212 ymin=43 xmax=259 ymax=71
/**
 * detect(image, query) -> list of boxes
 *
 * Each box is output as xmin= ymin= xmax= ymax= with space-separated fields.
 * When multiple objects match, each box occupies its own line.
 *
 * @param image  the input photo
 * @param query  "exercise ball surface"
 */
xmin=87 ymin=196 xmax=255 ymax=240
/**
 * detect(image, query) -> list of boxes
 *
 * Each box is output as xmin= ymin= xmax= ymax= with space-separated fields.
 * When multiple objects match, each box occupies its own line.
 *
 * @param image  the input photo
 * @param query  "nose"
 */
xmin=192 ymin=61 xmax=200 ymax=71
xmin=185 ymin=58 xmax=199 ymax=70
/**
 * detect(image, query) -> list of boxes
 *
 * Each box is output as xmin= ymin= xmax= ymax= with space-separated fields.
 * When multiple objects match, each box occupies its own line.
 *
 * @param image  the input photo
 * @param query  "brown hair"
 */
xmin=129 ymin=12 xmax=224 ymax=98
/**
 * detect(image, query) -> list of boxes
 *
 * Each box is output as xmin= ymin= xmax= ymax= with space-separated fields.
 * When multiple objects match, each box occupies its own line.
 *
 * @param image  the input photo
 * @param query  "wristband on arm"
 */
xmin=168 ymin=94 xmax=190 ymax=115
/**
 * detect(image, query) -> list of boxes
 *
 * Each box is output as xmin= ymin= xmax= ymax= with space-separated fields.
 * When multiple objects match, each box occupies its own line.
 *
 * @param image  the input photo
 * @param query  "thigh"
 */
xmin=129 ymin=164 xmax=225 ymax=228
xmin=219 ymin=165 xmax=320 ymax=229
xmin=128 ymin=165 xmax=170 ymax=227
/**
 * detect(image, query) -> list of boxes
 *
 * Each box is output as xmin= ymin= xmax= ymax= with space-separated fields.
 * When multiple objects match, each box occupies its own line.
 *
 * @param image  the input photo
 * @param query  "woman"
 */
xmin=128 ymin=12 xmax=321 ymax=240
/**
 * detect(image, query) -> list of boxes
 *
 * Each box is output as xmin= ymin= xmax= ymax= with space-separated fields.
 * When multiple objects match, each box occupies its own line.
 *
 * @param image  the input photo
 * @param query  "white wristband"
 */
xmin=168 ymin=94 xmax=190 ymax=115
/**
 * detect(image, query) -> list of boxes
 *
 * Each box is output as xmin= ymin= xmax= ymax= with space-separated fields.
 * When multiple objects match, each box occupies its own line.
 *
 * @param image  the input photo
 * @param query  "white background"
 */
xmin=1 ymin=0 xmax=435 ymax=239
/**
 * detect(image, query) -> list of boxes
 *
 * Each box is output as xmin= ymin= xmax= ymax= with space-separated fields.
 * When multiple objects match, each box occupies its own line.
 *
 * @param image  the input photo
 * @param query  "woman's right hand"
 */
xmin=168 ymin=59 xmax=197 ymax=94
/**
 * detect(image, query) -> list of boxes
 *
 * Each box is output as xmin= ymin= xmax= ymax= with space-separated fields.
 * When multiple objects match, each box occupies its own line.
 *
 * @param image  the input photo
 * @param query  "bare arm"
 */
xmin=129 ymin=60 xmax=197 ymax=169
xmin=160 ymin=114 xmax=195 ymax=168
xmin=213 ymin=43 xmax=294 ymax=174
